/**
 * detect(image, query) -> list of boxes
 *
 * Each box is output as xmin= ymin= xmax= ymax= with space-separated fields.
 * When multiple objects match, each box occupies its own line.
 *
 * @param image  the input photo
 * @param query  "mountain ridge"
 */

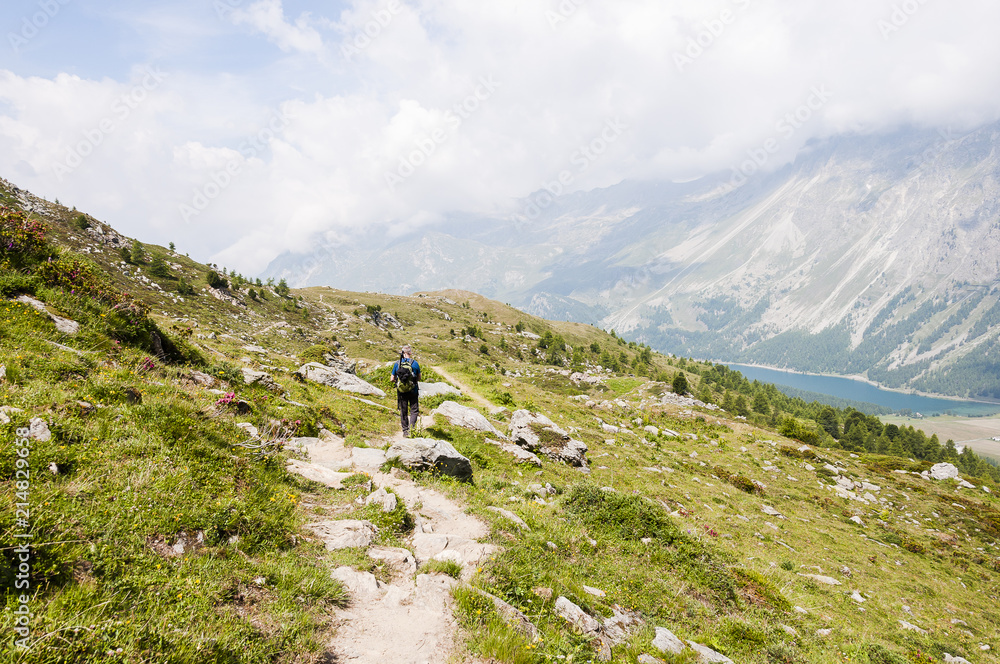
xmin=266 ymin=122 xmax=1000 ymax=399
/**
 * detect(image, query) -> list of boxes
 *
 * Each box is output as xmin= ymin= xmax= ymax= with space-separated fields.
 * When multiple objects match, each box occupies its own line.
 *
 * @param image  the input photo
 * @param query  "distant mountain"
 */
xmin=266 ymin=123 xmax=1000 ymax=399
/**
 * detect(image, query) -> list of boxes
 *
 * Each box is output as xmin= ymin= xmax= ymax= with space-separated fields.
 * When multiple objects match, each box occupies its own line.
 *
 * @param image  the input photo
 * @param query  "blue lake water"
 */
xmin=726 ymin=364 xmax=1000 ymax=417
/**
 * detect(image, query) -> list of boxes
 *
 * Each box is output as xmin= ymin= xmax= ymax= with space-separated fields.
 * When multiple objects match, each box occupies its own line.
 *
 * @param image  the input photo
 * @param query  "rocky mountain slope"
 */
xmin=265 ymin=123 xmax=1000 ymax=399
xmin=2 ymin=182 xmax=999 ymax=664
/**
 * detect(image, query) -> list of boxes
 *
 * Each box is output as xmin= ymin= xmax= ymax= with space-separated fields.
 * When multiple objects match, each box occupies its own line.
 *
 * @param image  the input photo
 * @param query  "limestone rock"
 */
xmin=944 ymin=655 xmax=972 ymax=664
xmin=29 ymin=418 xmax=52 ymax=442
xmin=331 ymin=566 xmax=381 ymax=597
xmin=486 ymin=438 xmax=543 ymax=466
xmin=285 ymin=459 xmax=352 ymax=489
xmin=686 ymin=641 xmax=735 ymax=664
xmin=652 ymin=626 xmax=687 ymax=655
xmin=189 ymin=370 xmax=216 ymax=387
xmin=510 ymin=410 xmax=588 ymax=467
xmin=418 ymin=382 xmax=462 ymax=399
xmin=467 ymin=587 xmax=540 ymax=639
xmin=16 ymin=295 xmax=79 ymax=335
xmin=306 ymin=519 xmax=378 ymax=550
xmin=898 ymin=620 xmax=928 ymax=634
xmin=555 ymin=596 xmax=601 ymax=634
xmin=929 ymin=463 xmax=959 ymax=480
xmin=0 ymin=365 xmax=5 ymax=382
xmin=583 ymin=585 xmax=606 ymax=598
xmin=365 ymin=487 xmax=399 ymax=512
xmin=432 ymin=401 xmax=503 ymax=437
xmin=644 ymin=425 xmax=660 ymax=436
xmin=236 ymin=422 xmax=259 ymax=438
xmin=0 ymin=406 xmax=23 ymax=425
xmin=367 ymin=546 xmax=416 ymax=575
xmin=386 ymin=438 xmax=473 ymax=479
xmin=486 ymin=506 xmax=529 ymax=530
xmin=296 ymin=362 xmax=386 ymax=397
xmin=241 ymin=368 xmax=282 ymax=393
xmin=638 ymin=655 xmax=660 ymax=664
xmin=799 ymin=573 xmax=842 ymax=586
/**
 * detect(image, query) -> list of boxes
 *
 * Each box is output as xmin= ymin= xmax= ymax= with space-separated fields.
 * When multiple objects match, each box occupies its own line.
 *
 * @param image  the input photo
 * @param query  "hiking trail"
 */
xmin=288 ymin=433 xmax=496 ymax=664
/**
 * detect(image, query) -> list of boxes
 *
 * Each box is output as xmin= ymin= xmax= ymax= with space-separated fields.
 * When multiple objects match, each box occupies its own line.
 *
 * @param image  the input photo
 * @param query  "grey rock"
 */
xmin=510 ymin=410 xmax=588 ymax=467
xmin=306 ymin=519 xmax=378 ymax=550
xmin=386 ymin=438 xmax=473 ymax=479
xmin=29 ymin=418 xmax=51 ymax=442
xmin=486 ymin=438 xmax=543 ymax=466
xmin=644 ymin=425 xmax=659 ymax=436
xmin=583 ymin=585 xmax=606 ymax=598
xmin=555 ymin=596 xmax=601 ymax=634
xmin=638 ymin=655 xmax=661 ymax=664
xmin=799 ymin=573 xmax=842 ymax=586
xmin=467 ymin=587 xmax=540 ymax=639
xmin=322 ymin=354 xmax=357 ymax=374
xmin=331 ymin=566 xmax=381 ymax=596
xmin=0 ymin=365 xmax=5 ymax=381
xmin=189 ymin=370 xmax=216 ymax=387
xmin=898 ymin=620 xmax=928 ymax=634
xmin=816 ymin=628 xmax=833 ymax=637
xmin=419 ymin=382 xmax=462 ymax=399
xmin=297 ymin=362 xmax=386 ymax=397
xmin=929 ymin=463 xmax=959 ymax=480
xmin=367 ymin=546 xmax=416 ymax=575
xmin=944 ymin=655 xmax=971 ymax=664
xmin=432 ymin=401 xmax=503 ymax=436
xmin=241 ymin=368 xmax=282 ymax=393
xmin=686 ymin=641 xmax=734 ymax=664
xmin=286 ymin=459 xmax=352 ymax=489
xmin=365 ymin=487 xmax=399 ymax=512
xmin=652 ymin=626 xmax=687 ymax=655
xmin=236 ymin=422 xmax=259 ymax=437
xmin=486 ymin=506 xmax=530 ymax=530
xmin=16 ymin=295 xmax=79 ymax=335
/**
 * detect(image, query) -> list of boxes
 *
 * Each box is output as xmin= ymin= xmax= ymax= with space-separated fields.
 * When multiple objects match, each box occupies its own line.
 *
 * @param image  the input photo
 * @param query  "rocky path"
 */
xmin=287 ymin=433 xmax=496 ymax=664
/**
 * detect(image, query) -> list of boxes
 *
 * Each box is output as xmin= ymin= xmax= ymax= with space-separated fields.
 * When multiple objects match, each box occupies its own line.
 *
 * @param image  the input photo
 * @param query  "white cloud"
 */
xmin=1 ymin=0 xmax=999 ymax=275
xmin=230 ymin=0 xmax=326 ymax=57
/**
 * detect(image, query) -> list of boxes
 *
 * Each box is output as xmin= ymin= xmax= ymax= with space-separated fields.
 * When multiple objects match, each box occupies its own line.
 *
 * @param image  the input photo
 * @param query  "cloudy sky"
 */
xmin=1 ymin=0 xmax=999 ymax=274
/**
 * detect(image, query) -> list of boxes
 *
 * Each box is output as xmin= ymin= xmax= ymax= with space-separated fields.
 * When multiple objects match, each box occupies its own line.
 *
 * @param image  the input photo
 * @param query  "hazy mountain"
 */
xmin=266 ymin=123 xmax=1000 ymax=399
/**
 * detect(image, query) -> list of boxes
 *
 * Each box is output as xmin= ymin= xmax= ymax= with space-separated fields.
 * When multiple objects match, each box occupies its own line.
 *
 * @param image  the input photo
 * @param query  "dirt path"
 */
xmin=287 ymin=435 xmax=496 ymax=664
xmin=430 ymin=365 xmax=493 ymax=410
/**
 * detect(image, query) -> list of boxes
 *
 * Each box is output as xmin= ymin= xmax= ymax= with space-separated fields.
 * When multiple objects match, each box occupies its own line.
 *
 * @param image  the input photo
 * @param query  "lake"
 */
xmin=726 ymin=364 xmax=1000 ymax=417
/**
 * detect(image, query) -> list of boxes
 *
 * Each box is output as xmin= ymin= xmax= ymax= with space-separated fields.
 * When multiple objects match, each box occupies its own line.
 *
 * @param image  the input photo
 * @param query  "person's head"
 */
xmin=401 ymin=345 xmax=413 ymax=358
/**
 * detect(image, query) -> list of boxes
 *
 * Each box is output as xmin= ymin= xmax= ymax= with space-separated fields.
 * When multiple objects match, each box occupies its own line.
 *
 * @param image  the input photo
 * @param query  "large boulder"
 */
xmin=509 ymin=410 xmax=588 ymax=467
xmin=296 ymin=362 xmax=386 ymax=397
xmin=242 ymin=368 xmax=282 ymax=393
xmin=386 ymin=438 xmax=473 ymax=479
xmin=306 ymin=519 xmax=378 ymax=550
xmin=432 ymin=401 xmax=503 ymax=437
xmin=929 ymin=462 xmax=959 ymax=480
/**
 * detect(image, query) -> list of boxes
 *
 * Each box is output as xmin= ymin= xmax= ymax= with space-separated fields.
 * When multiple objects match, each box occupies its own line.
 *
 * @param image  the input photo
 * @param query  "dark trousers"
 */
xmin=398 ymin=390 xmax=419 ymax=436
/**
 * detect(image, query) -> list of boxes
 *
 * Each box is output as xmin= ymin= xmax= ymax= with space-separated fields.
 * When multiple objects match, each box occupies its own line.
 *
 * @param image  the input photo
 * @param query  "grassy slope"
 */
xmin=1 ymin=185 xmax=998 ymax=664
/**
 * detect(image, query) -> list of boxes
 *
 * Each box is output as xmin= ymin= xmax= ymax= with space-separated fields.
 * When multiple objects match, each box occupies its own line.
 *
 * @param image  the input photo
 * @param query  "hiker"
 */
xmin=391 ymin=344 xmax=421 ymax=437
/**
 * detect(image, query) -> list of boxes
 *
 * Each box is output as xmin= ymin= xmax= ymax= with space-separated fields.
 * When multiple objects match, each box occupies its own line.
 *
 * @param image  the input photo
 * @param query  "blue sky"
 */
xmin=2 ymin=0 xmax=999 ymax=275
